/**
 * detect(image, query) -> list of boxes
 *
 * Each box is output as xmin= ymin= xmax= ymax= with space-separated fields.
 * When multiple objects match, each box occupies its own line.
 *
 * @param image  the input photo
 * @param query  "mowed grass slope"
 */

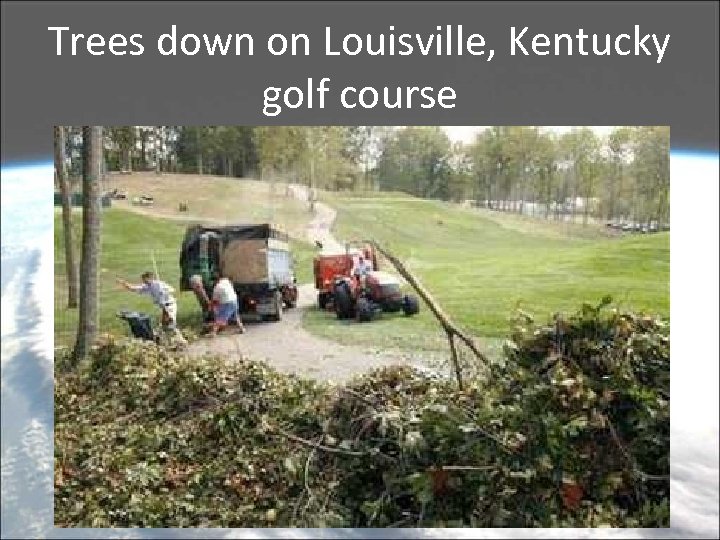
xmin=303 ymin=192 xmax=668 ymax=351
xmin=54 ymin=209 xmax=315 ymax=346
xmin=107 ymin=173 xmax=312 ymax=240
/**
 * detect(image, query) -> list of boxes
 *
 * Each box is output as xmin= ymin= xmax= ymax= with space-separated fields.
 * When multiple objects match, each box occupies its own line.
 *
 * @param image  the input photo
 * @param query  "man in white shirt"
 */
xmin=117 ymin=271 xmax=188 ymax=346
xmin=352 ymin=255 xmax=373 ymax=289
xmin=209 ymin=273 xmax=244 ymax=336
xmin=352 ymin=255 xmax=372 ymax=277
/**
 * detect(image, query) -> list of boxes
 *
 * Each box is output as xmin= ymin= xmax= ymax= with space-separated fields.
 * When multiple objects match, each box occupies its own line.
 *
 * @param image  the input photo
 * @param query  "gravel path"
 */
xmin=288 ymin=183 xmax=344 ymax=253
xmin=186 ymin=283 xmax=425 ymax=382
xmin=186 ymin=184 xmax=430 ymax=382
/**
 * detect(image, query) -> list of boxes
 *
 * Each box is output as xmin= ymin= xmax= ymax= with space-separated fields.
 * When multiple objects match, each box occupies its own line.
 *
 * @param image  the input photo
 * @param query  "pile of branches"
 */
xmin=55 ymin=299 xmax=669 ymax=528
xmin=298 ymin=298 xmax=669 ymax=527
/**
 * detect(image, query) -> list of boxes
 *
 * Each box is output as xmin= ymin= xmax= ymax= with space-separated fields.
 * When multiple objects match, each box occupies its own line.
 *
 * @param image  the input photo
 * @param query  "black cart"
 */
xmin=117 ymin=310 xmax=157 ymax=342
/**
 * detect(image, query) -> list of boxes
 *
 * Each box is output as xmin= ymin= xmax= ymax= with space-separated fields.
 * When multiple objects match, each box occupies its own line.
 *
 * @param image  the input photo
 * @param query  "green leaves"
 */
xmin=55 ymin=302 xmax=668 ymax=528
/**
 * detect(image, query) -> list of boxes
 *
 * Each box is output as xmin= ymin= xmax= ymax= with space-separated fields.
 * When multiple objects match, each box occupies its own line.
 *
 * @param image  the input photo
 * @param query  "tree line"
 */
xmin=61 ymin=125 xmax=668 ymax=226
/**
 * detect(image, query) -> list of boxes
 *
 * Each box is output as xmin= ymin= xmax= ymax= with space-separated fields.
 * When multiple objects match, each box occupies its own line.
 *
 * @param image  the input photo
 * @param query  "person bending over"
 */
xmin=117 ymin=271 xmax=188 ymax=346
xmin=209 ymin=273 xmax=244 ymax=336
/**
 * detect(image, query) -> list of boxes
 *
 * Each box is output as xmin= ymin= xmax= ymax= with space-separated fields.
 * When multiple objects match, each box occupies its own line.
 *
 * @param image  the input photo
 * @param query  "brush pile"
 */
xmin=55 ymin=299 xmax=669 ymax=527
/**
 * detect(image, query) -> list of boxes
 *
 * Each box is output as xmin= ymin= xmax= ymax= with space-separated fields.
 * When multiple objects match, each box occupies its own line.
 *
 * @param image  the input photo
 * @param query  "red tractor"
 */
xmin=313 ymin=242 xmax=420 ymax=322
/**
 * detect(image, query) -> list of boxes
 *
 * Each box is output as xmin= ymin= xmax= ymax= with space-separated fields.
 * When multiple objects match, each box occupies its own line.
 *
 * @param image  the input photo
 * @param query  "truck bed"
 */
xmin=221 ymin=236 xmax=292 ymax=287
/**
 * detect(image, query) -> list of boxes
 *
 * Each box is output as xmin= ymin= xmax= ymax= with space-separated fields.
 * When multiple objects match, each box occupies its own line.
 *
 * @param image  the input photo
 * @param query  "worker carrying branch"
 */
xmin=117 ymin=272 xmax=188 ymax=346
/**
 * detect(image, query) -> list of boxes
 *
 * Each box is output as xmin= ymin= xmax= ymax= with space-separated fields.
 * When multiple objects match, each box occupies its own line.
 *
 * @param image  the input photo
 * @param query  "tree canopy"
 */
xmin=89 ymin=125 xmax=669 ymax=225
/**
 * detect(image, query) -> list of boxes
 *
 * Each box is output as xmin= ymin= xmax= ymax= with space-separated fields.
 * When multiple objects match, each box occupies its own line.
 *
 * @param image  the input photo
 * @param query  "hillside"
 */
xmin=55 ymin=175 xmax=669 ymax=359
xmin=105 ymin=172 xmax=312 ymax=241
xmin=303 ymin=190 xmax=669 ymax=351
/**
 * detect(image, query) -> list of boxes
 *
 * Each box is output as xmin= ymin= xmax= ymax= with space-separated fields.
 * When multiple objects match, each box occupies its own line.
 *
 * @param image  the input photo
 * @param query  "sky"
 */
xmin=442 ymin=126 xmax=618 ymax=145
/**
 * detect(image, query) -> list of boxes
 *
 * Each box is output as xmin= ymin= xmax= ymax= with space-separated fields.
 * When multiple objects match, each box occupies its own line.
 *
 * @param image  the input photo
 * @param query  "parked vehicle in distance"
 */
xmin=108 ymin=188 xmax=128 ymax=200
xmin=131 ymin=195 xmax=154 ymax=206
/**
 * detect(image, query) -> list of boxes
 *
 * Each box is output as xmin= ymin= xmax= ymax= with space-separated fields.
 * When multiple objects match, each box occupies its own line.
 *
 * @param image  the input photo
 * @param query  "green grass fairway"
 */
xmin=303 ymin=192 xmax=669 ymax=352
xmin=55 ymin=186 xmax=669 ymax=359
xmin=54 ymin=209 xmax=315 ymax=346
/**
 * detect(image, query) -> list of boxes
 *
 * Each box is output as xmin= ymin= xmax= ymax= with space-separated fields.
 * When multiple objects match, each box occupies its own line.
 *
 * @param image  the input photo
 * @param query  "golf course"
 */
xmin=52 ymin=124 xmax=671 ymax=528
xmin=54 ymin=173 xmax=669 ymax=358
xmin=306 ymin=190 xmax=669 ymax=353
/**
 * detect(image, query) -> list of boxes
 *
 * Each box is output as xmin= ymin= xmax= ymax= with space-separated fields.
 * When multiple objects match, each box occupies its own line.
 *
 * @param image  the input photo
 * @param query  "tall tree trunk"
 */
xmin=141 ymin=133 xmax=147 ymax=170
xmin=544 ymin=169 xmax=551 ymax=220
xmin=73 ymin=126 xmax=103 ymax=362
xmin=123 ymin=147 xmax=132 ymax=172
xmin=656 ymin=189 xmax=667 ymax=226
xmin=309 ymin=157 xmax=316 ymax=212
xmin=155 ymin=126 xmax=162 ymax=175
xmin=54 ymin=126 xmax=79 ymax=309
xmin=607 ymin=162 xmax=619 ymax=220
xmin=583 ymin=178 xmax=591 ymax=226
xmin=518 ymin=162 xmax=526 ymax=215
xmin=616 ymin=163 xmax=623 ymax=221
xmin=571 ymin=166 xmax=578 ymax=223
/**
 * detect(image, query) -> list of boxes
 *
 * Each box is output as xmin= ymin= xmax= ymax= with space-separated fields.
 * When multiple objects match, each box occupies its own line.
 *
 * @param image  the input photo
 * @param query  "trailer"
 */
xmin=179 ymin=223 xmax=298 ymax=322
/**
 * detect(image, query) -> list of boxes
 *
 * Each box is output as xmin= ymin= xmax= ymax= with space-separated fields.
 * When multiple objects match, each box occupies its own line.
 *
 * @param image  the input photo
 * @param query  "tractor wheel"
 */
xmin=271 ymin=291 xmax=283 ymax=322
xmin=334 ymin=282 xmax=353 ymax=320
xmin=402 ymin=295 xmax=420 ymax=316
xmin=283 ymin=291 xmax=297 ymax=309
xmin=356 ymin=298 xmax=374 ymax=322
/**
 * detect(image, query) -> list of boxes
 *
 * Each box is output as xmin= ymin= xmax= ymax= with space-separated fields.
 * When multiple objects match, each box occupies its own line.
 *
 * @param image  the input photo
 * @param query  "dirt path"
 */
xmin=187 ymin=283 xmax=426 ymax=382
xmin=288 ymin=183 xmax=344 ymax=253
xmin=186 ymin=183 xmax=432 ymax=382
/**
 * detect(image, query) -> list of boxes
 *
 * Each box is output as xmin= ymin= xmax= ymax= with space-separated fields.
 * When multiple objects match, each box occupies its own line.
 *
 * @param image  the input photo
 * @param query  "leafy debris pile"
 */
xmin=55 ymin=300 xmax=669 ymax=528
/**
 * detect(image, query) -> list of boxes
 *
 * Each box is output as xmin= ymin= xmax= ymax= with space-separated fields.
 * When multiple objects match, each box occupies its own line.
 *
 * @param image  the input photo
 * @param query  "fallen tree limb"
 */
xmin=361 ymin=239 xmax=489 ymax=390
xmin=337 ymin=387 xmax=376 ymax=407
xmin=603 ymin=414 xmax=669 ymax=482
xmin=264 ymin=419 xmax=397 ymax=461
xmin=440 ymin=465 xmax=497 ymax=472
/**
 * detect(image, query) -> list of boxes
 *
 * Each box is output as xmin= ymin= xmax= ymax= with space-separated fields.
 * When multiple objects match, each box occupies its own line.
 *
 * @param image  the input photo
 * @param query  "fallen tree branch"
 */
xmin=440 ymin=465 xmax=497 ymax=471
xmin=265 ymin=420 xmax=396 ymax=461
xmin=446 ymin=330 xmax=464 ymax=391
xmin=338 ymin=387 xmax=376 ymax=407
xmin=603 ymin=414 xmax=669 ymax=482
xmin=302 ymin=438 xmax=320 ymax=515
xmin=361 ymin=239 xmax=489 ymax=389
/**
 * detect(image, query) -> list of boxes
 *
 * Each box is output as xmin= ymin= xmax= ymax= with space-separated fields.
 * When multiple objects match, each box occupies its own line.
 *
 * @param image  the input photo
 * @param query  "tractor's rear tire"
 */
xmin=270 ymin=291 xmax=283 ymax=322
xmin=356 ymin=298 xmax=374 ymax=322
xmin=402 ymin=295 xmax=420 ymax=316
xmin=334 ymin=282 xmax=353 ymax=320
xmin=284 ymin=286 xmax=298 ymax=309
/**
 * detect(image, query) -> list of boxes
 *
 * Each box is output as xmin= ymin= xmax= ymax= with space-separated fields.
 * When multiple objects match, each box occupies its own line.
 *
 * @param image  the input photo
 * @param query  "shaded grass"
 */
xmin=302 ymin=192 xmax=669 ymax=350
xmin=54 ymin=209 xmax=316 ymax=346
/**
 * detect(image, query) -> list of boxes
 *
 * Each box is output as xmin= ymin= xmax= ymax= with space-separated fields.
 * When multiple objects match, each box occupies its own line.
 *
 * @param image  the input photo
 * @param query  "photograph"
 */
xmin=51 ymin=125 xmax=670 ymax=528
